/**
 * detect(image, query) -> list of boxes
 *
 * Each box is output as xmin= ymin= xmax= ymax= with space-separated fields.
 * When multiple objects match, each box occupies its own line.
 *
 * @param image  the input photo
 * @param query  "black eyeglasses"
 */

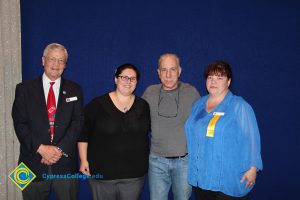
xmin=158 ymin=86 xmax=180 ymax=118
xmin=118 ymin=75 xmax=137 ymax=83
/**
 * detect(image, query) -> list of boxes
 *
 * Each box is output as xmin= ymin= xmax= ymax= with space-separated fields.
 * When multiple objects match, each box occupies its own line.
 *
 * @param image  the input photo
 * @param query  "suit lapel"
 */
xmin=34 ymin=77 xmax=49 ymax=123
xmin=57 ymin=78 xmax=65 ymax=109
xmin=55 ymin=78 xmax=66 ymax=123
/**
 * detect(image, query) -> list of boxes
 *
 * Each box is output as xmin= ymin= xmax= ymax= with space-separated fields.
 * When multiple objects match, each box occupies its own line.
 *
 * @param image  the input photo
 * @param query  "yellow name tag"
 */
xmin=206 ymin=112 xmax=224 ymax=137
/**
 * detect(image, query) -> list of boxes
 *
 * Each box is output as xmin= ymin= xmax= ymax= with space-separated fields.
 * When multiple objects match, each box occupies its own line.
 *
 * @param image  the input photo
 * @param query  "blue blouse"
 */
xmin=185 ymin=91 xmax=263 ymax=197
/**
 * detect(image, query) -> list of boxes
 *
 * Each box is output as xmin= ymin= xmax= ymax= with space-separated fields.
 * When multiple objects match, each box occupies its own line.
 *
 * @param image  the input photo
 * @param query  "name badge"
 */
xmin=66 ymin=96 xmax=78 ymax=102
xmin=213 ymin=112 xmax=225 ymax=116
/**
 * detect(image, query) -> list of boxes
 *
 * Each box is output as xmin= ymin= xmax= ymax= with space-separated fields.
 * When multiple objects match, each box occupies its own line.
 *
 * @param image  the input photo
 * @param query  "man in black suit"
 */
xmin=12 ymin=43 xmax=84 ymax=200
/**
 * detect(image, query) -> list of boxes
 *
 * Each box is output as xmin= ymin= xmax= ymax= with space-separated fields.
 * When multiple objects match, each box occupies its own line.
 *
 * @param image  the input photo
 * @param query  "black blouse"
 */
xmin=78 ymin=93 xmax=150 ymax=180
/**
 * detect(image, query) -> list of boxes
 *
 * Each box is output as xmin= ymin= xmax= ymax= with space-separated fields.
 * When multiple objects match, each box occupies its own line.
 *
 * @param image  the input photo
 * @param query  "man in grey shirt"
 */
xmin=142 ymin=53 xmax=200 ymax=200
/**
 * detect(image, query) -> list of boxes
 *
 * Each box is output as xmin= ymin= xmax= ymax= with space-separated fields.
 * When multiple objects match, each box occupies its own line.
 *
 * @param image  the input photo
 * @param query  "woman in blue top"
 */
xmin=185 ymin=60 xmax=262 ymax=200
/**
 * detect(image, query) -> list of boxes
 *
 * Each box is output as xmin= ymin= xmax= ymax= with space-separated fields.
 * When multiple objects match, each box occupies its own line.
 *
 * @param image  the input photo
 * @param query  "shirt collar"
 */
xmin=42 ymin=73 xmax=61 ymax=85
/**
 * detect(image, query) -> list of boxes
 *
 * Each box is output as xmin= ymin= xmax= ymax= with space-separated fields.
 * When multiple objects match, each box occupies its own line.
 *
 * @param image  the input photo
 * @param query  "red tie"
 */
xmin=47 ymin=82 xmax=56 ymax=143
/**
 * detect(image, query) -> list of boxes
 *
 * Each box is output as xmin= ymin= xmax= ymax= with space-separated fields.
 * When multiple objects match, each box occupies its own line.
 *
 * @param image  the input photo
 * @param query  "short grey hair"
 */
xmin=43 ymin=43 xmax=68 ymax=61
xmin=158 ymin=53 xmax=180 ymax=69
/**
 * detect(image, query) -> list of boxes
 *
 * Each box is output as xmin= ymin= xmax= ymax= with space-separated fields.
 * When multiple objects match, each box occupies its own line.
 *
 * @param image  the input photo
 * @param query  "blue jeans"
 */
xmin=148 ymin=153 xmax=192 ymax=200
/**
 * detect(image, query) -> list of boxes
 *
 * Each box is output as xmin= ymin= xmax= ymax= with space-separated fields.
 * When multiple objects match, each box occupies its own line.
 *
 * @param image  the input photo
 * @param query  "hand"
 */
xmin=37 ymin=144 xmax=62 ymax=164
xmin=241 ymin=166 xmax=257 ymax=188
xmin=79 ymin=160 xmax=91 ymax=176
xmin=41 ymin=157 xmax=52 ymax=165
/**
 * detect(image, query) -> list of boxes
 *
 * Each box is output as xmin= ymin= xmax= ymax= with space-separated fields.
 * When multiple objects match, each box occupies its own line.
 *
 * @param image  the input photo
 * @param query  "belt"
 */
xmin=165 ymin=154 xmax=188 ymax=159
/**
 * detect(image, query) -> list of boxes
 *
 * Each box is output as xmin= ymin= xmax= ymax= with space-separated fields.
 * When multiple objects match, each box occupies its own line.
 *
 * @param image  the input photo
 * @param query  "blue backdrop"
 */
xmin=20 ymin=0 xmax=300 ymax=199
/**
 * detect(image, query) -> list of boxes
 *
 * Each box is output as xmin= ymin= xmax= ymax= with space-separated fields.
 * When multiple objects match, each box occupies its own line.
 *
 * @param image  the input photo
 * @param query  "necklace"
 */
xmin=115 ymin=92 xmax=133 ymax=113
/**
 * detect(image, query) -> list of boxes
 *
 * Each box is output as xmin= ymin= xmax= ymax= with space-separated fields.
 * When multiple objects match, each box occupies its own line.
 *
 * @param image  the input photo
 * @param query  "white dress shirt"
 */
xmin=42 ymin=73 xmax=61 ymax=107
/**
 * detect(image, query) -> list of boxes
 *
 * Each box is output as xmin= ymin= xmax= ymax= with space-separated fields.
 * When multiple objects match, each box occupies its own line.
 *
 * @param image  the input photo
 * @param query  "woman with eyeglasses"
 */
xmin=185 ymin=60 xmax=263 ymax=200
xmin=78 ymin=63 xmax=150 ymax=200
